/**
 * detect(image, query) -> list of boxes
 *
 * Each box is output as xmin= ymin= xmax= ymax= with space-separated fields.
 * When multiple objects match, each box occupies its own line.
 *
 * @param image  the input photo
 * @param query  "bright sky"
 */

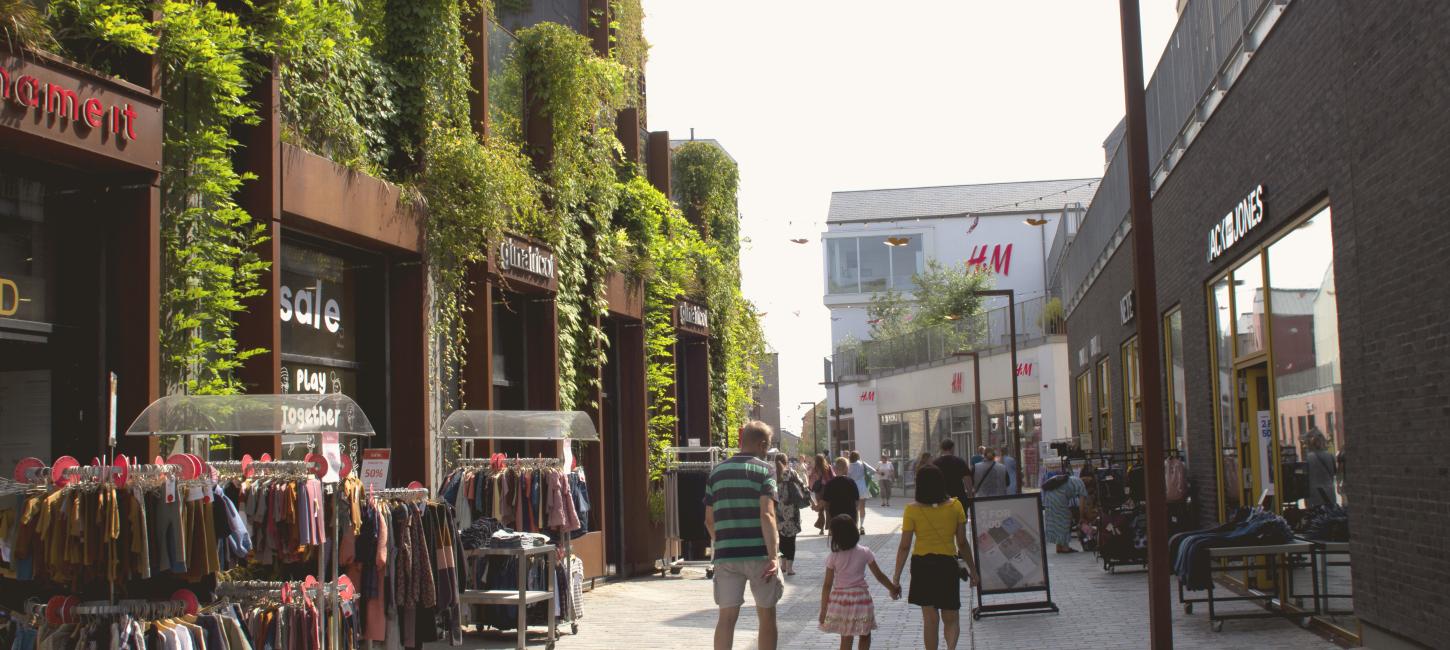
xmin=641 ymin=0 xmax=1180 ymax=431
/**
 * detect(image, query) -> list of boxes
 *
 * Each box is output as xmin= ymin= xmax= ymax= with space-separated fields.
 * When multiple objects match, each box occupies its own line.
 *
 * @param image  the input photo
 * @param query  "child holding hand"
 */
xmin=818 ymin=514 xmax=900 ymax=649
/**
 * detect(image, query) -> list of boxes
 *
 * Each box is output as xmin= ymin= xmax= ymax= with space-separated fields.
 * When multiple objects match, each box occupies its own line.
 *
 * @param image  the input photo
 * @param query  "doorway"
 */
xmin=1233 ymin=363 xmax=1276 ymax=510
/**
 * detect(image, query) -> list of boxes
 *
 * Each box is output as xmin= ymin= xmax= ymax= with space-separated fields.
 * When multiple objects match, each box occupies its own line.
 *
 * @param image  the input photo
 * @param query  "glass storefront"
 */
xmin=1121 ymin=337 xmax=1141 ymax=447
xmin=1163 ymin=309 xmax=1188 ymax=457
xmin=1095 ymin=358 xmax=1111 ymax=451
xmin=0 ymin=174 xmax=53 ymax=471
xmin=1207 ymin=205 xmax=1351 ymax=633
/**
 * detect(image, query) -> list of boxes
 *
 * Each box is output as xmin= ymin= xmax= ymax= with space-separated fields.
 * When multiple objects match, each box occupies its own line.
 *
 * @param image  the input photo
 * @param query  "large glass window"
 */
xmin=1211 ymin=278 xmax=1238 ymax=507
xmin=824 ymin=234 xmax=924 ymax=295
xmin=1122 ymin=337 xmax=1141 ymax=447
xmin=1164 ymin=308 xmax=1189 ymax=458
xmin=1267 ymin=208 xmax=1341 ymax=501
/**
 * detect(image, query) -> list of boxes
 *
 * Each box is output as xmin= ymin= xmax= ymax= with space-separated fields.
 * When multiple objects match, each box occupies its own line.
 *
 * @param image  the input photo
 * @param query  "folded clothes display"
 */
xmin=487 ymin=531 xmax=550 ymax=549
xmin=1171 ymin=509 xmax=1293 ymax=591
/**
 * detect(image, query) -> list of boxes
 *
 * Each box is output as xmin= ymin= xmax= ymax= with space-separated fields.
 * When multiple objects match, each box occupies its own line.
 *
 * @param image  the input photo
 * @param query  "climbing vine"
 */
xmin=46 ymin=1 xmax=270 ymax=396
xmin=672 ymin=141 xmax=767 ymax=449
xmin=495 ymin=22 xmax=629 ymax=410
xmin=609 ymin=0 xmax=645 ymax=112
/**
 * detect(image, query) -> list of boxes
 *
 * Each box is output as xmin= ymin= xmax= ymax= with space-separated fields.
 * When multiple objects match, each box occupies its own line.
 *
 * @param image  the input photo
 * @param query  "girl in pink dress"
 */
xmin=818 ymin=515 xmax=899 ymax=648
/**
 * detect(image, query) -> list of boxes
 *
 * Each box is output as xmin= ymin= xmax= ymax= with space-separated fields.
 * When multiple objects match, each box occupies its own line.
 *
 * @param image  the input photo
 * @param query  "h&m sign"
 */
xmin=966 ymin=243 xmax=1013 ymax=276
xmin=858 ymin=390 xmax=876 ymax=403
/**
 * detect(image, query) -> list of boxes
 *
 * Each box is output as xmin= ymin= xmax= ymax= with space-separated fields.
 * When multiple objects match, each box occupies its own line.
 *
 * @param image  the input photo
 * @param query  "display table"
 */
xmin=1301 ymin=538 xmax=1352 ymax=616
xmin=1177 ymin=541 xmax=1317 ymax=632
xmin=461 ymin=545 xmax=558 ymax=649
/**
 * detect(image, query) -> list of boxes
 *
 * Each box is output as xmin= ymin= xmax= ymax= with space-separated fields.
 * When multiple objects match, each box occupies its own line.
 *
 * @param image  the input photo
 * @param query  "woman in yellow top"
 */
xmin=890 ymin=464 xmax=979 ymax=650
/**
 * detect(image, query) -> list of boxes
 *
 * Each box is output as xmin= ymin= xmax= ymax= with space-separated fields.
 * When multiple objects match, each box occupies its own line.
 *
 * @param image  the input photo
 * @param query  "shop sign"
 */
xmin=497 ymin=236 xmax=556 ymax=288
xmin=1015 ymin=362 xmax=1035 ymax=377
xmin=360 ymin=449 xmax=390 ymax=491
xmin=1206 ymin=185 xmax=1265 ymax=263
xmin=950 ymin=372 xmax=964 ymax=393
xmin=676 ymin=300 xmax=710 ymax=335
xmin=0 ymin=53 xmax=161 ymax=171
xmin=966 ymin=243 xmax=1013 ymax=276
xmin=280 ymin=243 xmax=355 ymax=361
xmin=0 ymin=273 xmax=45 ymax=320
xmin=1119 ymin=290 xmax=1134 ymax=325
xmin=858 ymin=390 xmax=876 ymax=403
xmin=280 ymin=364 xmax=355 ymax=397
xmin=282 ymin=404 xmax=341 ymax=428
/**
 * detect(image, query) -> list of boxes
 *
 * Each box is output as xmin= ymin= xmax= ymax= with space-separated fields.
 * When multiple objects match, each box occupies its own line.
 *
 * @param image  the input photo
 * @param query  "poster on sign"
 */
xmin=361 ymin=449 xmax=391 ymax=491
xmin=968 ymin=492 xmax=1058 ymax=619
xmin=320 ymin=432 xmax=342 ymax=483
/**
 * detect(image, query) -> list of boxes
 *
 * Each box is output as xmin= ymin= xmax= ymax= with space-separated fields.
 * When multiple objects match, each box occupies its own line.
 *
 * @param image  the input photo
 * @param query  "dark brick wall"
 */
xmin=1066 ymin=244 xmax=1137 ymax=454
xmin=1067 ymin=2 xmax=1450 ymax=643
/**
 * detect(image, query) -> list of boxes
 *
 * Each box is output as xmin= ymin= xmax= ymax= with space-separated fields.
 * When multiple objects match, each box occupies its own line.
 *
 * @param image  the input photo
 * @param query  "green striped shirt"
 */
xmin=705 ymin=454 xmax=777 ymax=563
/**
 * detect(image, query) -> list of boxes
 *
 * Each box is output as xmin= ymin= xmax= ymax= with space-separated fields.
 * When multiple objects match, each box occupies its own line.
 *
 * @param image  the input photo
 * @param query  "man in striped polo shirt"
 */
xmin=705 ymin=420 xmax=782 ymax=650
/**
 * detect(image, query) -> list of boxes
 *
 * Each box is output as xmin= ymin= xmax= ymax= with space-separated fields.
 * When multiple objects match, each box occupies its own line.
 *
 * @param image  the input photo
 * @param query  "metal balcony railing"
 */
xmin=832 ymin=296 xmax=1063 ymax=380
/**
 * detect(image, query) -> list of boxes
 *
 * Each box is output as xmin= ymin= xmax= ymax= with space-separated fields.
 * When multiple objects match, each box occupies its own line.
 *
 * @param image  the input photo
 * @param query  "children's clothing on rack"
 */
xmin=344 ymin=492 xmax=462 ymax=648
xmin=439 ymin=461 xmax=584 ymax=536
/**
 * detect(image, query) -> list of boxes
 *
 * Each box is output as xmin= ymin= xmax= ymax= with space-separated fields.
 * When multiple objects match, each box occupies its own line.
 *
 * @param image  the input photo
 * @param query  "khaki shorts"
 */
xmin=712 ymin=559 xmax=783 ymax=609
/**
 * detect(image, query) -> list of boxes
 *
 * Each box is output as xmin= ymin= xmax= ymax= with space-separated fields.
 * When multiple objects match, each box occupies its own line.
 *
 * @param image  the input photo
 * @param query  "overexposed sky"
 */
xmin=641 ymin=0 xmax=1180 ymax=431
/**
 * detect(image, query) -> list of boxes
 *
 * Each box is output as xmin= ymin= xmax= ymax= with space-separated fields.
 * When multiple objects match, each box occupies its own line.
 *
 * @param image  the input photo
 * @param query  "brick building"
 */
xmin=1063 ymin=1 xmax=1450 ymax=647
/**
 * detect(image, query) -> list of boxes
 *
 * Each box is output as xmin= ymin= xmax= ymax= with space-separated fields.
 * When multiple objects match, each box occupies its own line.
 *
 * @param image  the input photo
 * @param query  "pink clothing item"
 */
xmin=547 ymin=471 xmax=582 ymax=532
xmin=825 ymin=545 xmax=877 ymax=590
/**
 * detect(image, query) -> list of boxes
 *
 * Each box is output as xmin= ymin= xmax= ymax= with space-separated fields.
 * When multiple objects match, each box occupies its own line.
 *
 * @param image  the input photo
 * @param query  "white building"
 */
xmin=821 ymin=179 xmax=1097 ymax=483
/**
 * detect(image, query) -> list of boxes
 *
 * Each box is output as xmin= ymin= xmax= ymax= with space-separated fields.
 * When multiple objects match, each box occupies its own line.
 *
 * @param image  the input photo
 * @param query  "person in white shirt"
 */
xmin=877 ymin=455 xmax=897 ymax=507
xmin=846 ymin=451 xmax=877 ymax=535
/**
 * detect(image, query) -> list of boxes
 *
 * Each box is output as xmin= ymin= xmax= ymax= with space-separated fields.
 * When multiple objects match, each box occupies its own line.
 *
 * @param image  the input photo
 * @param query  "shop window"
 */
xmin=1075 ymin=370 xmax=1091 ymax=450
xmin=1121 ymin=337 xmax=1142 ymax=447
xmin=1095 ymin=358 xmax=1111 ymax=451
xmin=1210 ymin=277 xmax=1238 ymax=510
xmin=1232 ymin=254 xmax=1266 ymax=358
xmin=824 ymin=234 xmax=923 ymax=295
xmin=1164 ymin=308 xmax=1188 ymax=458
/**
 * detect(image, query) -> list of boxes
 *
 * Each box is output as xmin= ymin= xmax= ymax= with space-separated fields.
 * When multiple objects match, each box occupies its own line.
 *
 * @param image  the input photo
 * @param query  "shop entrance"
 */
xmin=1233 ymin=362 xmax=1276 ymax=509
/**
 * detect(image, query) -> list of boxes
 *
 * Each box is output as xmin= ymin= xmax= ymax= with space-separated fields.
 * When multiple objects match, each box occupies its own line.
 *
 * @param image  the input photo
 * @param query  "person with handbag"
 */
xmin=846 ymin=451 xmax=878 ymax=535
xmin=774 ymin=455 xmax=810 ymax=576
xmin=890 ymin=464 xmax=979 ymax=650
xmin=809 ymin=454 xmax=835 ymax=535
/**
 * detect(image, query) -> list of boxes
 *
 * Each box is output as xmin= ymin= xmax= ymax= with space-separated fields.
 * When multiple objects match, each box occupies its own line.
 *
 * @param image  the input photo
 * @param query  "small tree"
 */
xmin=866 ymin=288 xmax=912 ymax=340
xmin=914 ymin=260 xmax=995 ymax=348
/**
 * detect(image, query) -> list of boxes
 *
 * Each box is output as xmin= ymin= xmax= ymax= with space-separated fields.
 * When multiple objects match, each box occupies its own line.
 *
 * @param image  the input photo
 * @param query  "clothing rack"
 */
xmin=661 ymin=446 xmax=726 ymax=577
xmin=439 ymin=409 xmax=597 ymax=646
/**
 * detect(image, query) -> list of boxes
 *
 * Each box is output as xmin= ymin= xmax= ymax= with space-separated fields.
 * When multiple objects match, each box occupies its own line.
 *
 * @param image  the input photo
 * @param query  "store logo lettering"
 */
xmin=679 ymin=302 xmax=709 ymax=328
xmin=967 ymin=244 xmax=1012 ymax=275
xmin=498 ymin=239 xmax=555 ymax=280
xmin=282 ymin=405 xmax=339 ymax=428
xmin=0 ymin=275 xmax=18 ymax=317
xmin=1207 ymin=185 xmax=1265 ymax=262
xmin=279 ymin=280 xmax=341 ymax=333
xmin=0 ymin=63 xmax=140 ymax=141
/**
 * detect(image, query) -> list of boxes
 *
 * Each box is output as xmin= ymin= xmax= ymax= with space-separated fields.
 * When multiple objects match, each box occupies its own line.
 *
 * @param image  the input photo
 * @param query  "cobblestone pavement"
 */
xmin=435 ymin=503 xmax=1345 ymax=649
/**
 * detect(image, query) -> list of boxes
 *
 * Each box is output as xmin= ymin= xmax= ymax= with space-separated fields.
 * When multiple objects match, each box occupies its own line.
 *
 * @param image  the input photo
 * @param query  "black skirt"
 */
xmin=908 ymin=554 xmax=961 ymax=610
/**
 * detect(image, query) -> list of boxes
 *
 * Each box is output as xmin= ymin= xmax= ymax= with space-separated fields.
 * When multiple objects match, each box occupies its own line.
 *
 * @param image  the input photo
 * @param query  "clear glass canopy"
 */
xmin=440 ymin=410 xmax=598 ymax=441
xmin=124 ymin=394 xmax=376 ymax=437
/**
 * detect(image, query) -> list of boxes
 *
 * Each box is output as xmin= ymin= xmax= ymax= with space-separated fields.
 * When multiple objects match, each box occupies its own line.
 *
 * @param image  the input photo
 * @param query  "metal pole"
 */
xmin=1117 ymin=1 xmax=1171 ymax=646
xmin=1007 ymin=292 xmax=1021 ymax=490
xmin=972 ymin=353 xmax=982 ymax=458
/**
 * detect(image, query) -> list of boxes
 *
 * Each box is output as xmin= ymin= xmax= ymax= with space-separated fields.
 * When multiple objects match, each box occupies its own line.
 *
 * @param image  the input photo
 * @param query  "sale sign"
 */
xmin=361 ymin=449 xmax=391 ymax=491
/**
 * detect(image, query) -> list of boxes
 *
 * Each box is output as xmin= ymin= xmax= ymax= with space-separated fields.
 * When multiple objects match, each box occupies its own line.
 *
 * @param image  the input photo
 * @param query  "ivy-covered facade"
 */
xmin=0 ymin=0 xmax=764 ymax=580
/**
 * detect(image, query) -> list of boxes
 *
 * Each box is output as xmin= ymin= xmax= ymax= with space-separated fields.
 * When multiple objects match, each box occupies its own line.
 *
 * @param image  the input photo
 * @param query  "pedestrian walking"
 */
xmin=818 ymin=514 xmax=899 ymax=649
xmin=969 ymin=448 xmax=1009 ymax=499
xmin=846 ymin=451 xmax=876 ymax=535
xmin=933 ymin=439 xmax=972 ymax=517
xmin=877 ymin=455 xmax=896 ymax=507
xmin=998 ymin=447 xmax=1019 ymax=494
xmin=891 ymin=464 xmax=979 ymax=650
xmin=819 ymin=457 xmax=860 ymax=541
xmin=1041 ymin=467 xmax=1087 ymax=553
xmin=704 ymin=421 xmax=782 ymax=650
xmin=775 ymin=454 xmax=809 ymax=576
xmin=810 ymin=454 xmax=835 ymax=535
xmin=969 ymin=446 xmax=986 ymax=466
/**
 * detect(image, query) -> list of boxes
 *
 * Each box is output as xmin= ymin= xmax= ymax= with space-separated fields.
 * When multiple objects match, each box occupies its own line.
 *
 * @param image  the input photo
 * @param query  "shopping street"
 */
xmin=432 ymin=504 xmax=1345 ymax=649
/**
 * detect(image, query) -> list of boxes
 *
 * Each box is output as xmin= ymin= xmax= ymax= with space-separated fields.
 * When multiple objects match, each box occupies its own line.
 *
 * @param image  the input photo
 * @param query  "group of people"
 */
xmin=704 ymin=423 xmax=992 ymax=650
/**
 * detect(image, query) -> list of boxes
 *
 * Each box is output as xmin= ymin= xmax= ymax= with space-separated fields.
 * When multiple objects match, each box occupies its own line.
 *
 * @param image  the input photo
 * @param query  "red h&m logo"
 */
xmin=950 ymin=372 xmax=964 ymax=393
xmin=859 ymin=391 xmax=876 ymax=403
xmin=967 ymin=243 xmax=1013 ymax=276
xmin=1015 ymin=363 xmax=1034 ymax=377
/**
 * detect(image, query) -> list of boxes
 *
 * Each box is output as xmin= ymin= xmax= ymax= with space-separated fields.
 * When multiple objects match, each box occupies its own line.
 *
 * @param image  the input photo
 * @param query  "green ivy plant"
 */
xmin=46 ymin=1 xmax=270 ymax=397
xmin=672 ymin=141 xmax=766 ymax=449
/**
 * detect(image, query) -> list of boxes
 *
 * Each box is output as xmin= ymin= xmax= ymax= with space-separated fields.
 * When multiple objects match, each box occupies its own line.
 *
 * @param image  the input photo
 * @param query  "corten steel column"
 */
xmin=1117 ymin=1 xmax=1171 ymax=646
xmin=235 ymin=57 xmax=283 ymax=460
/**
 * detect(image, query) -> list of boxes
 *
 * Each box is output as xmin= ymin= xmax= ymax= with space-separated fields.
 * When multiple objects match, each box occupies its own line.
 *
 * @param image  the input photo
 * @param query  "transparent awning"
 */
xmin=440 ymin=410 xmax=598 ymax=441
xmin=125 ymin=394 xmax=376 ymax=437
